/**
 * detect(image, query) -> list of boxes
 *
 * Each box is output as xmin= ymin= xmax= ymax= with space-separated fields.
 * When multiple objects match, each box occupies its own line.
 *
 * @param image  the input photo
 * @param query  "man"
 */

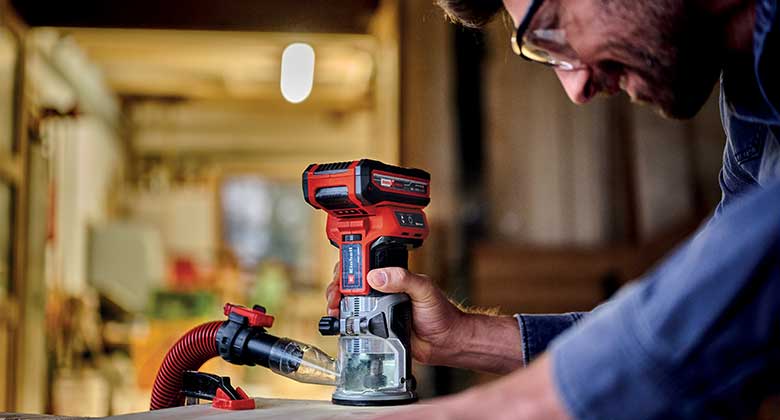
xmin=326 ymin=0 xmax=780 ymax=418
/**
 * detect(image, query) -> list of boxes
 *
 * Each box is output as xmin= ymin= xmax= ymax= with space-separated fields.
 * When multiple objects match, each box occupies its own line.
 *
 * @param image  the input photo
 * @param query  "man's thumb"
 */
xmin=367 ymin=267 xmax=434 ymax=303
xmin=367 ymin=269 xmax=390 ymax=290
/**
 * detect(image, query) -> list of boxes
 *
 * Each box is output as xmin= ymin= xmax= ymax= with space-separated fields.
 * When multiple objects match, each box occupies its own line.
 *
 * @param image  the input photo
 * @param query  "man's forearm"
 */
xmin=435 ymin=313 xmax=524 ymax=374
xmin=456 ymin=353 xmax=571 ymax=420
xmin=374 ymin=353 xmax=571 ymax=420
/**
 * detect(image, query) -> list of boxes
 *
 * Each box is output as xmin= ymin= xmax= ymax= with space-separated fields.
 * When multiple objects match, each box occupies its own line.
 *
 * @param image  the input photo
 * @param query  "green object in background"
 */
xmin=148 ymin=290 xmax=217 ymax=320
xmin=250 ymin=261 xmax=289 ymax=317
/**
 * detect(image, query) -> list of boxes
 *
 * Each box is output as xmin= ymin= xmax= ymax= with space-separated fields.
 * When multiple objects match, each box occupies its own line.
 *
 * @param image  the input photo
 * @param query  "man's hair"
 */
xmin=436 ymin=0 xmax=505 ymax=28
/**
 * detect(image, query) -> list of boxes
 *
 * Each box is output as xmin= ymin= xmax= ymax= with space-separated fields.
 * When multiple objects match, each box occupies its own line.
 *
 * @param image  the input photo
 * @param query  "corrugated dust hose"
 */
xmin=150 ymin=321 xmax=222 ymax=410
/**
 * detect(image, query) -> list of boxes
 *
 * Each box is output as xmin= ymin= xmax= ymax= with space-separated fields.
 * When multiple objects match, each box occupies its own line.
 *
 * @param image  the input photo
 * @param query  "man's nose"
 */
xmin=554 ymin=68 xmax=594 ymax=104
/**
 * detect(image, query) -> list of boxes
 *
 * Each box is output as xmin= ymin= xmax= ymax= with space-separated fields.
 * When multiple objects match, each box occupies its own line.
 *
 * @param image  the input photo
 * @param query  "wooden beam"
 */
xmin=12 ymin=0 xmax=380 ymax=34
xmin=7 ymin=4 xmax=35 ymax=411
xmin=67 ymin=28 xmax=376 ymax=105
xmin=0 ymin=154 xmax=20 ymax=184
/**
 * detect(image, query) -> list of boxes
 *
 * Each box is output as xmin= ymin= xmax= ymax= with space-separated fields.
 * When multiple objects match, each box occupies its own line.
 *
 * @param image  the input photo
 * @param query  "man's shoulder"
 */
xmin=754 ymin=0 xmax=780 ymax=119
xmin=721 ymin=0 xmax=779 ymax=124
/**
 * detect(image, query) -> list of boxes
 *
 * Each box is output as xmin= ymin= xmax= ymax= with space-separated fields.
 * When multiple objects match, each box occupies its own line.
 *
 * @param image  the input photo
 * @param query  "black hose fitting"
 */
xmin=216 ymin=310 xmax=283 ymax=369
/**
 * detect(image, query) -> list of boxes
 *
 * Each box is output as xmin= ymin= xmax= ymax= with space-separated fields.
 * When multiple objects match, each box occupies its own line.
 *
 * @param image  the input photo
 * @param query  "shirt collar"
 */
xmin=723 ymin=0 xmax=780 ymax=125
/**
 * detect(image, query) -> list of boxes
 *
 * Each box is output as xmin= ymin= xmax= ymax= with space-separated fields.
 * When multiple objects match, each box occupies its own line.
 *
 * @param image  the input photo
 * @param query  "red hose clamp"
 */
xmin=223 ymin=303 xmax=275 ymax=328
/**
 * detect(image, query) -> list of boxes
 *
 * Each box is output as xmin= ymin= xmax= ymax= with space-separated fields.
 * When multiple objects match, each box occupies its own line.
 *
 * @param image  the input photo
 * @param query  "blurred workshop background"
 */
xmin=0 ymin=0 xmax=726 ymax=416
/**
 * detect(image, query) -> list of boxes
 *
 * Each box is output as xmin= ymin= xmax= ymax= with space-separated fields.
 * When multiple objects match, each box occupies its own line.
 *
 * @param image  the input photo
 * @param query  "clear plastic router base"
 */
xmin=331 ymin=295 xmax=417 ymax=406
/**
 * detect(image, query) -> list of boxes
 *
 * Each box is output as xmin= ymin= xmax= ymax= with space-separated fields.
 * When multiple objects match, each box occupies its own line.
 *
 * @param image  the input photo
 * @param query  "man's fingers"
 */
xmin=367 ymin=267 xmax=435 ymax=303
xmin=326 ymin=282 xmax=340 ymax=305
xmin=325 ymin=278 xmax=341 ymax=317
xmin=327 ymin=292 xmax=340 ymax=316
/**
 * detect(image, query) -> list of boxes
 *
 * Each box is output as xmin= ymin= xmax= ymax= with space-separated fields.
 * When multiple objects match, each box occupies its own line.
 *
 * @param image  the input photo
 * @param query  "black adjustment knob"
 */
xmin=318 ymin=316 xmax=340 ymax=336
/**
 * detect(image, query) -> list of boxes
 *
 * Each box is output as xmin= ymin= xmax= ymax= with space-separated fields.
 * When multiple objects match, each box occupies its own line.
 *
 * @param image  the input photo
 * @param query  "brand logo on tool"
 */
xmin=342 ymin=244 xmax=362 ymax=289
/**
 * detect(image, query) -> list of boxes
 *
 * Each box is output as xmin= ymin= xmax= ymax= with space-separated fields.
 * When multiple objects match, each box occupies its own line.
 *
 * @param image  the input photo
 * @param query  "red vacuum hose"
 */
xmin=150 ymin=321 xmax=223 ymax=410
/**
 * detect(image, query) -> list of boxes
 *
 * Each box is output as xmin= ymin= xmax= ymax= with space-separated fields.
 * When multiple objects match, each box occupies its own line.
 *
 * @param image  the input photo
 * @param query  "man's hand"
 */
xmin=325 ymin=266 xmax=524 ymax=373
xmin=371 ymin=354 xmax=571 ymax=420
xmin=326 ymin=266 xmax=465 ymax=365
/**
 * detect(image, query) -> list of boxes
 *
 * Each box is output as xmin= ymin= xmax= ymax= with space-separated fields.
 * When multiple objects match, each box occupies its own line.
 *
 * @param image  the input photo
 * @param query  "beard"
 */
xmin=602 ymin=0 xmax=723 ymax=119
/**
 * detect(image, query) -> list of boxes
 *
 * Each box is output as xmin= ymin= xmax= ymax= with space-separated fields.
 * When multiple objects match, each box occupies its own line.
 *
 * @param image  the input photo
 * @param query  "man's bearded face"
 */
xmin=516 ymin=0 xmax=724 ymax=119
xmin=594 ymin=0 xmax=721 ymax=119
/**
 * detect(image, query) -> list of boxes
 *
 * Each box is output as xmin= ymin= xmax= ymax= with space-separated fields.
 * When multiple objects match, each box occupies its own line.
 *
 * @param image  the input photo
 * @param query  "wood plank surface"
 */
xmin=3 ymin=398 xmax=420 ymax=420
xmin=114 ymin=398 xmax=415 ymax=420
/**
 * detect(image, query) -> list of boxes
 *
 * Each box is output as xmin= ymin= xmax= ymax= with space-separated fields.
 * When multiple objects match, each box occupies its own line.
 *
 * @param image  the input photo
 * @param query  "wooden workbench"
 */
xmin=118 ymin=399 xmax=407 ymax=420
xmin=3 ymin=398 xmax=417 ymax=420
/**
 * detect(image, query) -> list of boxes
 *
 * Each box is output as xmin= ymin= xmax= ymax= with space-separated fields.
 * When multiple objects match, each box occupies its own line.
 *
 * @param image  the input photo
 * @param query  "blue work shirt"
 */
xmin=514 ymin=0 xmax=780 ymax=418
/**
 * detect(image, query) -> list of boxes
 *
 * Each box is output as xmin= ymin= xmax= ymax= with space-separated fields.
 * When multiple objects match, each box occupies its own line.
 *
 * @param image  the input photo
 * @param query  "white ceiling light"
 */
xmin=280 ymin=43 xmax=315 ymax=104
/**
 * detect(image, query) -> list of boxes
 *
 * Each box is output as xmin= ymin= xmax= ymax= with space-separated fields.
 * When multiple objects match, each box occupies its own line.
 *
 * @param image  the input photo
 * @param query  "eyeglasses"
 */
xmin=510 ymin=0 xmax=585 ymax=71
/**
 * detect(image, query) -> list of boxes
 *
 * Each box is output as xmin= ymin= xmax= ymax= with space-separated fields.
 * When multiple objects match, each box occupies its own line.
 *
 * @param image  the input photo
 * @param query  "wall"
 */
xmin=399 ymin=0 xmax=458 ymax=265
xmin=632 ymin=94 xmax=724 ymax=239
xmin=483 ymin=31 xmax=615 ymax=246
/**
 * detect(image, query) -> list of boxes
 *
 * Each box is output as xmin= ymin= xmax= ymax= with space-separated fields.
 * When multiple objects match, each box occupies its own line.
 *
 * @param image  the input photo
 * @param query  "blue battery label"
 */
xmin=341 ymin=243 xmax=363 ymax=290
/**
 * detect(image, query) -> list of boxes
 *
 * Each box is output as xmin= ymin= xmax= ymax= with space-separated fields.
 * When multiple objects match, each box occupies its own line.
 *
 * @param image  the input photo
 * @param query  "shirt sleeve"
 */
xmin=514 ymin=313 xmax=586 ymax=366
xmin=550 ymin=181 xmax=780 ymax=420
